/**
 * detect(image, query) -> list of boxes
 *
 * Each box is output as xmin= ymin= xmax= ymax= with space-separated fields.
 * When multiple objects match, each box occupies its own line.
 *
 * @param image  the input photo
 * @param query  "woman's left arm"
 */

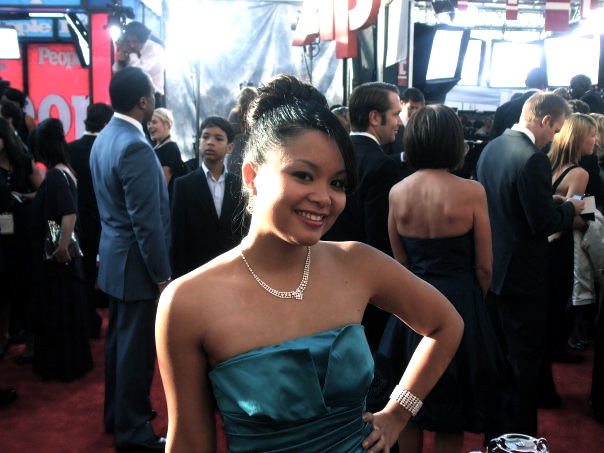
xmin=473 ymin=185 xmax=493 ymax=298
xmin=564 ymin=168 xmax=589 ymax=230
xmin=356 ymin=245 xmax=464 ymax=451
xmin=52 ymin=213 xmax=76 ymax=264
xmin=162 ymin=166 xmax=172 ymax=186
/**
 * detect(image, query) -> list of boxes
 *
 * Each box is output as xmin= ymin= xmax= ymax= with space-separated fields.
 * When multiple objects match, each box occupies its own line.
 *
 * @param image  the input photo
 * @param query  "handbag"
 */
xmin=44 ymin=219 xmax=84 ymax=261
xmin=487 ymin=433 xmax=549 ymax=452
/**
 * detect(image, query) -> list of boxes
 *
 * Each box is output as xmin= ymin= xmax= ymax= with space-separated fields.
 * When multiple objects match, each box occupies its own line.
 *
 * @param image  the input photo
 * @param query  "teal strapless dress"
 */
xmin=209 ymin=324 xmax=374 ymax=452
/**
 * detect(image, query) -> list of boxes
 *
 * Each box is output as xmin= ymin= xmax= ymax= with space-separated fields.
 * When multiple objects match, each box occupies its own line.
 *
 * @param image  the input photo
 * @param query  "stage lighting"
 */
xmin=65 ymin=13 xmax=90 ymax=67
xmin=0 ymin=24 xmax=20 ymax=59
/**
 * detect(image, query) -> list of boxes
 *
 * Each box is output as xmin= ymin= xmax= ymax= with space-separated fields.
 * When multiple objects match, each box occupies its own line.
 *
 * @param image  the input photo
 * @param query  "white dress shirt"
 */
xmin=202 ymin=162 xmax=226 ymax=218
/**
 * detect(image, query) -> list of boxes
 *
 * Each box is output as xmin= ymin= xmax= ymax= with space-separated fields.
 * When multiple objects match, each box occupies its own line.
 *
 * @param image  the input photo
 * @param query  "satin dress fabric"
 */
xmin=209 ymin=324 xmax=374 ymax=452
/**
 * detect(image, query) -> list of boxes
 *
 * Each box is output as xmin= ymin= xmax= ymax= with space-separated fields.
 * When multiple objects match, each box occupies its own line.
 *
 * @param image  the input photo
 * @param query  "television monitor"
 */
xmin=545 ymin=35 xmax=600 ymax=87
xmin=459 ymin=38 xmax=485 ymax=86
xmin=0 ymin=26 xmax=20 ymax=59
xmin=426 ymin=29 xmax=465 ymax=80
xmin=488 ymin=40 xmax=542 ymax=88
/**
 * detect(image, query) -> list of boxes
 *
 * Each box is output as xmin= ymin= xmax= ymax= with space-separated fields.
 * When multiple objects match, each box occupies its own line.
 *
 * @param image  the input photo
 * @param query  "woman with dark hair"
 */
xmin=29 ymin=117 xmax=92 ymax=380
xmin=226 ymin=86 xmax=257 ymax=178
xmin=0 ymin=117 xmax=42 ymax=362
xmin=385 ymin=104 xmax=515 ymax=452
xmin=1 ymin=87 xmax=36 ymax=144
xmin=156 ymin=75 xmax=463 ymax=452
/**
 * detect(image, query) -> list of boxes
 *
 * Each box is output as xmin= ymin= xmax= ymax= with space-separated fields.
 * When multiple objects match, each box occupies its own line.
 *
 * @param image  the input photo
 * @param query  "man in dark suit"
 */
xmin=171 ymin=116 xmax=249 ymax=278
xmin=323 ymin=81 xmax=403 ymax=352
xmin=382 ymin=87 xmax=425 ymax=180
xmin=569 ymin=74 xmax=604 ymax=114
xmin=477 ymin=92 xmax=583 ymax=436
xmin=67 ymin=102 xmax=114 ymax=337
xmin=490 ymin=67 xmax=549 ymax=140
xmin=90 ymin=67 xmax=171 ymax=452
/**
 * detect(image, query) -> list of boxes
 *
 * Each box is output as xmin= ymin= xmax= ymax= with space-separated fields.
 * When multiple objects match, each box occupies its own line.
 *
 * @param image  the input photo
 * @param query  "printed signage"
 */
xmin=292 ymin=0 xmax=381 ymax=59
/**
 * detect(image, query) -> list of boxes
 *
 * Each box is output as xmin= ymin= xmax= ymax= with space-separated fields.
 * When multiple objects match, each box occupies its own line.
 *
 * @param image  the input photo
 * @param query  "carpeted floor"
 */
xmin=1 ymin=307 xmax=603 ymax=452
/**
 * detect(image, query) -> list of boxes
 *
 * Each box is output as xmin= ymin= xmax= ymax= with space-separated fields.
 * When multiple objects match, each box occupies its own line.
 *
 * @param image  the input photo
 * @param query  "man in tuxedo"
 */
xmin=477 ymin=92 xmax=583 ymax=436
xmin=382 ymin=87 xmax=425 ymax=180
xmin=323 ymin=81 xmax=403 ymax=352
xmin=490 ymin=67 xmax=549 ymax=139
xmin=171 ymin=116 xmax=249 ymax=278
xmin=67 ymin=102 xmax=114 ymax=337
xmin=90 ymin=67 xmax=171 ymax=452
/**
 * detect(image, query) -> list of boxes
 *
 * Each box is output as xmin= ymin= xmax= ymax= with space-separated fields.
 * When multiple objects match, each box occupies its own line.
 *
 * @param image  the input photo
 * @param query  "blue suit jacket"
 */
xmin=90 ymin=116 xmax=171 ymax=301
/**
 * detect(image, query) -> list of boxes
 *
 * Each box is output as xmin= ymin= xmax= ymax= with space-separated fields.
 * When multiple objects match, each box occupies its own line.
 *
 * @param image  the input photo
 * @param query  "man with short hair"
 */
xmin=477 ymin=92 xmax=583 ymax=436
xmin=490 ymin=67 xmax=549 ymax=139
xmin=382 ymin=87 xmax=425 ymax=179
xmin=569 ymin=74 xmax=604 ymax=114
xmin=90 ymin=67 xmax=170 ymax=452
xmin=323 ymin=81 xmax=403 ymax=352
xmin=171 ymin=116 xmax=249 ymax=278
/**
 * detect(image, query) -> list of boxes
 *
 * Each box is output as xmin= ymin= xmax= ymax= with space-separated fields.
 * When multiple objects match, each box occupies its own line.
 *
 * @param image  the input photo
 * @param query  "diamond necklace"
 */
xmin=240 ymin=246 xmax=311 ymax=301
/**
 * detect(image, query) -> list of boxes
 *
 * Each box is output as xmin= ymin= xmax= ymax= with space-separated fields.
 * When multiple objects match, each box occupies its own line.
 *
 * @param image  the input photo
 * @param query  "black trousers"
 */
xmin=490 ymin=292 xmax=548 ymax=437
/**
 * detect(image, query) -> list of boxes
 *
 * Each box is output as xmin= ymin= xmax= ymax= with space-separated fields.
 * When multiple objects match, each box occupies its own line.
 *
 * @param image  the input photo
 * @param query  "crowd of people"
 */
xmin=2 ymin=61 xmax=604 ymax=453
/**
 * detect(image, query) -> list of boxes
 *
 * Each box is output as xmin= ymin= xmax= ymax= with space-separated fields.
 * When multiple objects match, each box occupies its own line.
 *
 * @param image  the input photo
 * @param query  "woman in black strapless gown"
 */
xmin=384 ymin=105 xmax=516 ymax=452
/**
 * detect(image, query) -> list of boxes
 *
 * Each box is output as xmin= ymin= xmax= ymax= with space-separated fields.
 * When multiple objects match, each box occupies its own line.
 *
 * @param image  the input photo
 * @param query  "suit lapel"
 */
xmin=195 ymin=168 xmax=220 ymax=222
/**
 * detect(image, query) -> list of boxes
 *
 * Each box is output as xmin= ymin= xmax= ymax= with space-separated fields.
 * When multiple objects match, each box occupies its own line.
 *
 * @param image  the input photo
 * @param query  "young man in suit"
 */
xmin=171 ymin=116 xmax=249 ymax=278
xmin=90 ymin=67 xmax=171 ymax=452
xmin=490 ymin=67 xmax=549 ymax=140
xmin=477 ymin=92 xmax=583 ymax=437
xmin=323 ymin=81 xmax=403 ymax=353
xmin=67 ymin=102 xmax=114 ymax=337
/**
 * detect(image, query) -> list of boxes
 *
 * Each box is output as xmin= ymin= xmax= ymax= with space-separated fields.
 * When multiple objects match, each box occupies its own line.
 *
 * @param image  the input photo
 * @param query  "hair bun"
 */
xmin=247 ymin=74 xmax=328 ymax=127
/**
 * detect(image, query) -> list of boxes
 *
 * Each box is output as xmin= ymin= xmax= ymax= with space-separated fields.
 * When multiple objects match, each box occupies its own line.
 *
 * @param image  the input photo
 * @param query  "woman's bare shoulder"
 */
xmin=161 ymin=249 xmax=241 ymax=313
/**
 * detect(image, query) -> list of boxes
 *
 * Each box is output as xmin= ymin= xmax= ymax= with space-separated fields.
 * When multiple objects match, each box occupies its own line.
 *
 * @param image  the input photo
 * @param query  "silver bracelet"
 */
xmin=389 ymin=385 xmax=423 ymax=416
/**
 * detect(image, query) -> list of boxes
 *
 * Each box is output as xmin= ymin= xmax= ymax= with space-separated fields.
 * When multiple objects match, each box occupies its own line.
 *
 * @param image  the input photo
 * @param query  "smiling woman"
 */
xmin=156 ymin=73 xmax=464 ymax=453
xmin=148 ymin=107 xmax=186 ymax=199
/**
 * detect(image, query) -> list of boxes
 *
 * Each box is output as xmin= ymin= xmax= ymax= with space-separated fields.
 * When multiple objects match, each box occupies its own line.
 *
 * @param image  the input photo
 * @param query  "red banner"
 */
xmin=28 ymin=43 xmax=90 ymax=142
xmin=545 ymin=0 xmax=570 ymax=32
xmin=0 ymin=55 xmax=24 ymax=91
xmin=506 ymin=0 xmax=519 ymax=20
xmin=580 ymin=0 xmax=599 ymax=19
xmin=91 ymin=14 xmax=112 ymax=106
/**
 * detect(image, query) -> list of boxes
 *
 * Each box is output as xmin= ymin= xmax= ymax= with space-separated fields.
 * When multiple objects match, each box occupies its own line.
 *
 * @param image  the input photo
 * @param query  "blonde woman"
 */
xmin=546 ymin=113 xmax=597 ymax=375
xmin=148 ymin=107 xmax=186 ymax=198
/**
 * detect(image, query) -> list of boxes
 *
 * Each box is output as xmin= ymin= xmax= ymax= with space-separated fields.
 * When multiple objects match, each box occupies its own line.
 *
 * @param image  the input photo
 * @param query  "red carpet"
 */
xmin=1 ymin=307 xmax=603 ymax=452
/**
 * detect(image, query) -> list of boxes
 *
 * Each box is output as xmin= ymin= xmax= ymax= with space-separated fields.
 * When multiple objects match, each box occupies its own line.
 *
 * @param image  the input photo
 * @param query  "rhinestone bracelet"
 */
xmin=389 ymin=385 xmax=423 ymax=416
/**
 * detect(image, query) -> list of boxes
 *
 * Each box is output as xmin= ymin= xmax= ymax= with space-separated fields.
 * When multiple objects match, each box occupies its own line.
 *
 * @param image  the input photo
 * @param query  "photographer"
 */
xmin=112 ymin=21 xmax=166 ymax=106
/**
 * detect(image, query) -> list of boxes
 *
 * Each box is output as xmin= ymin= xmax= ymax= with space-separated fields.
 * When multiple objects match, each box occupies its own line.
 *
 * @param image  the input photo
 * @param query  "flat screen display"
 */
xmin=0 ymin=27 xmax=20 ymax=59
xmin=426 ymin=29 xmax=464 ymax=80
xmin=489 ymin=41 xmax=542 ymax=88
xmin=545 ymin=35 xmax=600 ymax=87
xmin=459 ymin=38 xmax=484 ymax=86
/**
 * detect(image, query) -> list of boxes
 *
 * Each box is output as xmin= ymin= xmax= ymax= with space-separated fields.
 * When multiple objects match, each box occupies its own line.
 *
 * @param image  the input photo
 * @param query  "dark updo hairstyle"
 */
xmin=35 ymin=118 xmax=71 ymax=169
xmin=244 ymin=73 xmax=357 ymax=194
xmin=404 ymin=104 xmax=466 ymax=171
